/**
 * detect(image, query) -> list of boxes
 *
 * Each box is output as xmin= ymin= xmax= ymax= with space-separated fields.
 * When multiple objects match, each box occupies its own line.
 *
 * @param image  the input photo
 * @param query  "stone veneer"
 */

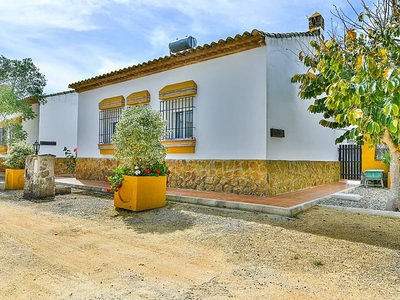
xmin=75 ymin=158 xmax=339 ymax=197
xmin=76 ymin=158 xmax=118 ymax=181
xmin=167 ymin=160 xmax=339 ymax=196
xmin=1 ymin=158 xmax=73 ymax=175
xmin=24 ymin=155 xmax=56 ymax=199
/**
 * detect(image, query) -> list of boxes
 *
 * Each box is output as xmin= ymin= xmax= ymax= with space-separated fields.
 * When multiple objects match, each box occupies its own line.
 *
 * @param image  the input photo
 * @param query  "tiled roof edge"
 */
xmin=68 ymin=29 xmax=319 ymax=93
xmin=262 ymin=29 xmax=321 ymax=38
xmin=44 ymin=90 xmax=76 ymax=98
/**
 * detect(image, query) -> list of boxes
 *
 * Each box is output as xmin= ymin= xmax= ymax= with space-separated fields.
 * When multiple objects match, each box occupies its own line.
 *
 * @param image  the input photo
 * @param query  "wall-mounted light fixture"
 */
xmin=33 ymin=140 xmax=40 ymax=155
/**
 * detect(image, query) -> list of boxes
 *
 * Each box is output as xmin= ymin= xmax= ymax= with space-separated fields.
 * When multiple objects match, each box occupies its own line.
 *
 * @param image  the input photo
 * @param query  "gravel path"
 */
xmin=0 ymin=185 xmax=399 ymax=299
xmin=319 ymin=185 xmax=392 ymax=211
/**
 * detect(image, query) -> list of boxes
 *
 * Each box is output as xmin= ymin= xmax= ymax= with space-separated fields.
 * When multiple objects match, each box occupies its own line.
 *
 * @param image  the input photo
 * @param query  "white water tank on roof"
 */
xmin=169 ymin=36 xmax=197 ymax=53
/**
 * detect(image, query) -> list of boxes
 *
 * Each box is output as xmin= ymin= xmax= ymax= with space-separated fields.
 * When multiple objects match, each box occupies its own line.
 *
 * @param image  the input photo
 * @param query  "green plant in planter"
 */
xmin=62 ymin=146 xmax=78 ymax=174
xmin=3 ymin=140 xmax=35 ymax=169
xmin=106 ymin=104 xmax=170 ymax=192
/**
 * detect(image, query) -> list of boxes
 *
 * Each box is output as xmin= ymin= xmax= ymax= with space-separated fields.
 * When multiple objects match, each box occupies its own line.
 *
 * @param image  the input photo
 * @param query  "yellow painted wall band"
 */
xmin=161 ymin=139 xmax=196 ymax=154
xmin=0 ymin=146 xmax=7 ymax=154
xmin=98 ymin=143 xmax=115 ymax=155
xmin=159 ymin=80 xmax=197 ymax=100
xmin=99 ymin=95 xmax=125 ymax=110
xmin=127 ymin=90 xmax=150 ymax=106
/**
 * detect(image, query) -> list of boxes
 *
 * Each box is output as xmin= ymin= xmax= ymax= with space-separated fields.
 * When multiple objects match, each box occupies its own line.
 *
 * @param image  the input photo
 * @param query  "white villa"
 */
xmin=23 ymin=12 xmax=340 ymax=196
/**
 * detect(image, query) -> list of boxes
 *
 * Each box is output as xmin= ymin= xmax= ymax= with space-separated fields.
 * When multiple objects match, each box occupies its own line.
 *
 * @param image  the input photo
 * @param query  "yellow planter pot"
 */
xmin=114 ymin=175 xmax=167 ymax=211
xmin=5 ymin=169 xmax=25 ymax=190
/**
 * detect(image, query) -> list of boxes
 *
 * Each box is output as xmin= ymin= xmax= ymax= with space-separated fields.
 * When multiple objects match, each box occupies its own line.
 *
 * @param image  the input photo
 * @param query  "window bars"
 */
xmin=99 ymin=108 xmax=123 ymax=144
xmin=160 ymin=96 xmax=195 ymax=140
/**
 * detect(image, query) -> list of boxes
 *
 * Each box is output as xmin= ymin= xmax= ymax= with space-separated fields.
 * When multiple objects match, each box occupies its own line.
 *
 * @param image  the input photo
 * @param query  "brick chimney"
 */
xmin=309 ymin=12 xmax=325 ymax=32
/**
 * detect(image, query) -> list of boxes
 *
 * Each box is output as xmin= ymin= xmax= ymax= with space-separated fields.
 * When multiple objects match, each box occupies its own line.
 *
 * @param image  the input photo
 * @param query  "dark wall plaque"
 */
xmin=270 ymin=128 xmax=285 ymax=138
xmin=40 ymin=141 xmax=57 ymax=146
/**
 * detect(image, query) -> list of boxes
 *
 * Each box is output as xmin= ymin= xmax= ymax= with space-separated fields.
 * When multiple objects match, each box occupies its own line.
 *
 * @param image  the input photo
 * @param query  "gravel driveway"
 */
xmin=0 ymin=186 xmax=399 ymax=299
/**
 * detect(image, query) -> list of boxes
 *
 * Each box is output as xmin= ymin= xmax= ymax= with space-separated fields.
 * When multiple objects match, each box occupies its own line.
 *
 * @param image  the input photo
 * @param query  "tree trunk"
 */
xmin=382 ymin=129 xmax=400 ymax=211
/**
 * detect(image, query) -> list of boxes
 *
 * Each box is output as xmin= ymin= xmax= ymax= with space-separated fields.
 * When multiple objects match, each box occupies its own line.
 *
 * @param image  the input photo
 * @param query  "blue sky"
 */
xmin=0 ymin=0 xmax=370 ymax=94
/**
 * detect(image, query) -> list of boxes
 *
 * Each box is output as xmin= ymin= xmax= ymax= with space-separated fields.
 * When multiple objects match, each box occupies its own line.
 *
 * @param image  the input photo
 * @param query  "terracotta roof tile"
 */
xmin=68 ymin=29 xmax=319 ymax=93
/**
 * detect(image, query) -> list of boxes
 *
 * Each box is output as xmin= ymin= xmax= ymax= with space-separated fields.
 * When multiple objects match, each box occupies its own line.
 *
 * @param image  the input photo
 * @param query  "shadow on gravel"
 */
xmin=166 ymin=203 xmax=400 ymax=251
xmin=114 ymin=204 xmax=195 ymax=234
xmin=271 ymin=206 xmax=400 ymax=251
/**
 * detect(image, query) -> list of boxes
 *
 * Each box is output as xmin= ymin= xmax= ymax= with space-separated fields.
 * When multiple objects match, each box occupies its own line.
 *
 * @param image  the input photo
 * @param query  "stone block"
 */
xmin=55 ymin=185 xmax=72 ymax=195
xmin=24 ymin=155 xmax=56 ymax=200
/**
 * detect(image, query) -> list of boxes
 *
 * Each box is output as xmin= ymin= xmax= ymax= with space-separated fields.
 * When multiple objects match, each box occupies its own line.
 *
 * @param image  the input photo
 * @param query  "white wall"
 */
xmin=265 ymin=35 xmax=339 ymax=161
xmin=77 ymin=48 xmax=268 ymax=159
xmin=23 ymin=103 xmax=39 ymax=144
xmin=76 ymin=35 xmax=340 ymax=162
xmin=38 ymin=92 xmax=78 ymax=157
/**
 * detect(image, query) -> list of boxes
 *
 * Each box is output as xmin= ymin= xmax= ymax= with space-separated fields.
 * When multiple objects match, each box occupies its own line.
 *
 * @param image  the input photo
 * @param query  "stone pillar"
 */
xmin=24 ymin=154 xmax=56 ymax=200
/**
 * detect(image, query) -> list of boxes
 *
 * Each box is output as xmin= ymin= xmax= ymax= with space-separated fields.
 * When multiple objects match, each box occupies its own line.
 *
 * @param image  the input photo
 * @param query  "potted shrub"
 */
xmin=107 ymin=104 xmax=170 ymax=211
xmin=3 ymin=140 xmax=35 ymax=190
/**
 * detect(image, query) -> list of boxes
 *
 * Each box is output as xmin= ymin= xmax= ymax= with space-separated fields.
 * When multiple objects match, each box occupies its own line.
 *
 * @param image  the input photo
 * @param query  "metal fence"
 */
xmin=338 ymin=144 xmax=362 ymax=180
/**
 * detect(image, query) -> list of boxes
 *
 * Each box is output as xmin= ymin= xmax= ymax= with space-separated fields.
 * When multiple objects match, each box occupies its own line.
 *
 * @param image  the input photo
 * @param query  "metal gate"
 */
xmin=338 ymin=144 xmax=362 ymax=180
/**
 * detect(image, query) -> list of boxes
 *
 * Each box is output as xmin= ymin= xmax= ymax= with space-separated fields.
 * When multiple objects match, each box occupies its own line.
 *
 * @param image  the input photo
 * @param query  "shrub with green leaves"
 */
xmin=112 ymin=104 xmax=167 ymax=171
xmin=106 ymin=105 xmax=170 ymax=192
xmin=3 ymin=140 xmax=35 ymax=169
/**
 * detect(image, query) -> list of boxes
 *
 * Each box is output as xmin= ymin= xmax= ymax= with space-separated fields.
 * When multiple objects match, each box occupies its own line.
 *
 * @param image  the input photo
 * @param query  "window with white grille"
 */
xmin=160 ymin=96 xmax=195 ymax=140
xmin=98 ymin=108 xmax=123 ymax=144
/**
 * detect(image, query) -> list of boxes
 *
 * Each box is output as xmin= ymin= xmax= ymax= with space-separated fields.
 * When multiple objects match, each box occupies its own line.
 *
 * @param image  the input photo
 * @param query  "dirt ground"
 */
xmin=0 ymin=189 xmax=399 ymax=300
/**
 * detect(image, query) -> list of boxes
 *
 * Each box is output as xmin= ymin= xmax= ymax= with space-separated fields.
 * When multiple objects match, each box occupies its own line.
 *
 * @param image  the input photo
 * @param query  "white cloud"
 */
xmin=0 ymin=0 xmax=108 ymax=31
xmin=0 ymin=0 xmax=378 ymax=93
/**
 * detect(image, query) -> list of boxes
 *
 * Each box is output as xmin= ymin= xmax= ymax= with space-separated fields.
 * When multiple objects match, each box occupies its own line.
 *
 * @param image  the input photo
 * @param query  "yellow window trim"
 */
xmin=99 ymin=95 xmax=125 ymax=110
xmin=0 ymin=116 xmax=22 ymax=126
xmin=127 ymin=90 xmax=150 ymax=106
xmin=98 ymin=143 xmax=115 ymax=155
xmin=162 ymin=139 xmax=196 ymax=154
xmin=159 ymin=80 xmax=197 ymax=100
xmin=0 ymin=145 xmax=7 ymax=155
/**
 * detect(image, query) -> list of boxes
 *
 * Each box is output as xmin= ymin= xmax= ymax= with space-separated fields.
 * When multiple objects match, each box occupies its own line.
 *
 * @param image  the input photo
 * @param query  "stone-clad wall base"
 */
xmin=75 ymin=158 xmax=339 ymax=197
xmin=2 ymin=158 xmax=70 ymax=175
xmin=54 ymin=158 xmax=71 ymax=175
xmin=167 ymin=160 xmax=339 ymax=196
xmin=265 ymin=160 xmax=339 ymax=195
xmin=75 ymin=158 xmax=118 ymax=181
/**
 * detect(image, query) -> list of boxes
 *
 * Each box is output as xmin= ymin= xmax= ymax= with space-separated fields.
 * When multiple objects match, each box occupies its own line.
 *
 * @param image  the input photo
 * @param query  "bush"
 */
xmin=106 ymin=105 xmax=170 ymax=192
xmin=112 ymin=104 xmax=167 ymax=172
xmin=3 ymin=141 xmax=35 ymax=169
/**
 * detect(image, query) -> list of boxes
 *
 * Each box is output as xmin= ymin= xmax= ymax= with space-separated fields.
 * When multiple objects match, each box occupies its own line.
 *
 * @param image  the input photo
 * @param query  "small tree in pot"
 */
xmin=107 ymin=104 xmax=170 ymax=211
xmin=3 ymin=140 xmax=35 ymax=190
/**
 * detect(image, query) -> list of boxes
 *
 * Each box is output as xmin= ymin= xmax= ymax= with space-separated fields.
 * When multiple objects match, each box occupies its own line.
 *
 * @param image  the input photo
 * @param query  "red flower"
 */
xmin=144 ymin=169 xmax=151 ymax=174
xmin=167 ymin=170 xmax=171 ymax=175
xmin=73 ymin=148 xmax=77 ymax=152
xmin=117 ymin=184 xmax=122 ymax=188
xmin=106 ymin=188 xmax=111 ymax=193
xmin=104 ymin=177 xmax=109 ymax=182
xmin=156 ymin=169 xmax=161 ymax=174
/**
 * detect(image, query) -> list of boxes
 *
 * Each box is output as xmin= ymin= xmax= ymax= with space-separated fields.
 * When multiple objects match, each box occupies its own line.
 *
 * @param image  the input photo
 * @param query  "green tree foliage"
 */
xmin=0 ymin=56 xmax=46 ymax=103
xmin=0 ymin=56 xmax=46 ymax=144
xmin=112 ymin=104 xmax=167 ymax=172
xmin=292 ymin=0 xmax=400 ymax=210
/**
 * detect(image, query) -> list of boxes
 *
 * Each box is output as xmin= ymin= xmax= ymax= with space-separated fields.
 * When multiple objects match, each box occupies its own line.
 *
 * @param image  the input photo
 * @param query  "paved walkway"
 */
xmin=55 ymin=176 xmax=359 ymax=217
